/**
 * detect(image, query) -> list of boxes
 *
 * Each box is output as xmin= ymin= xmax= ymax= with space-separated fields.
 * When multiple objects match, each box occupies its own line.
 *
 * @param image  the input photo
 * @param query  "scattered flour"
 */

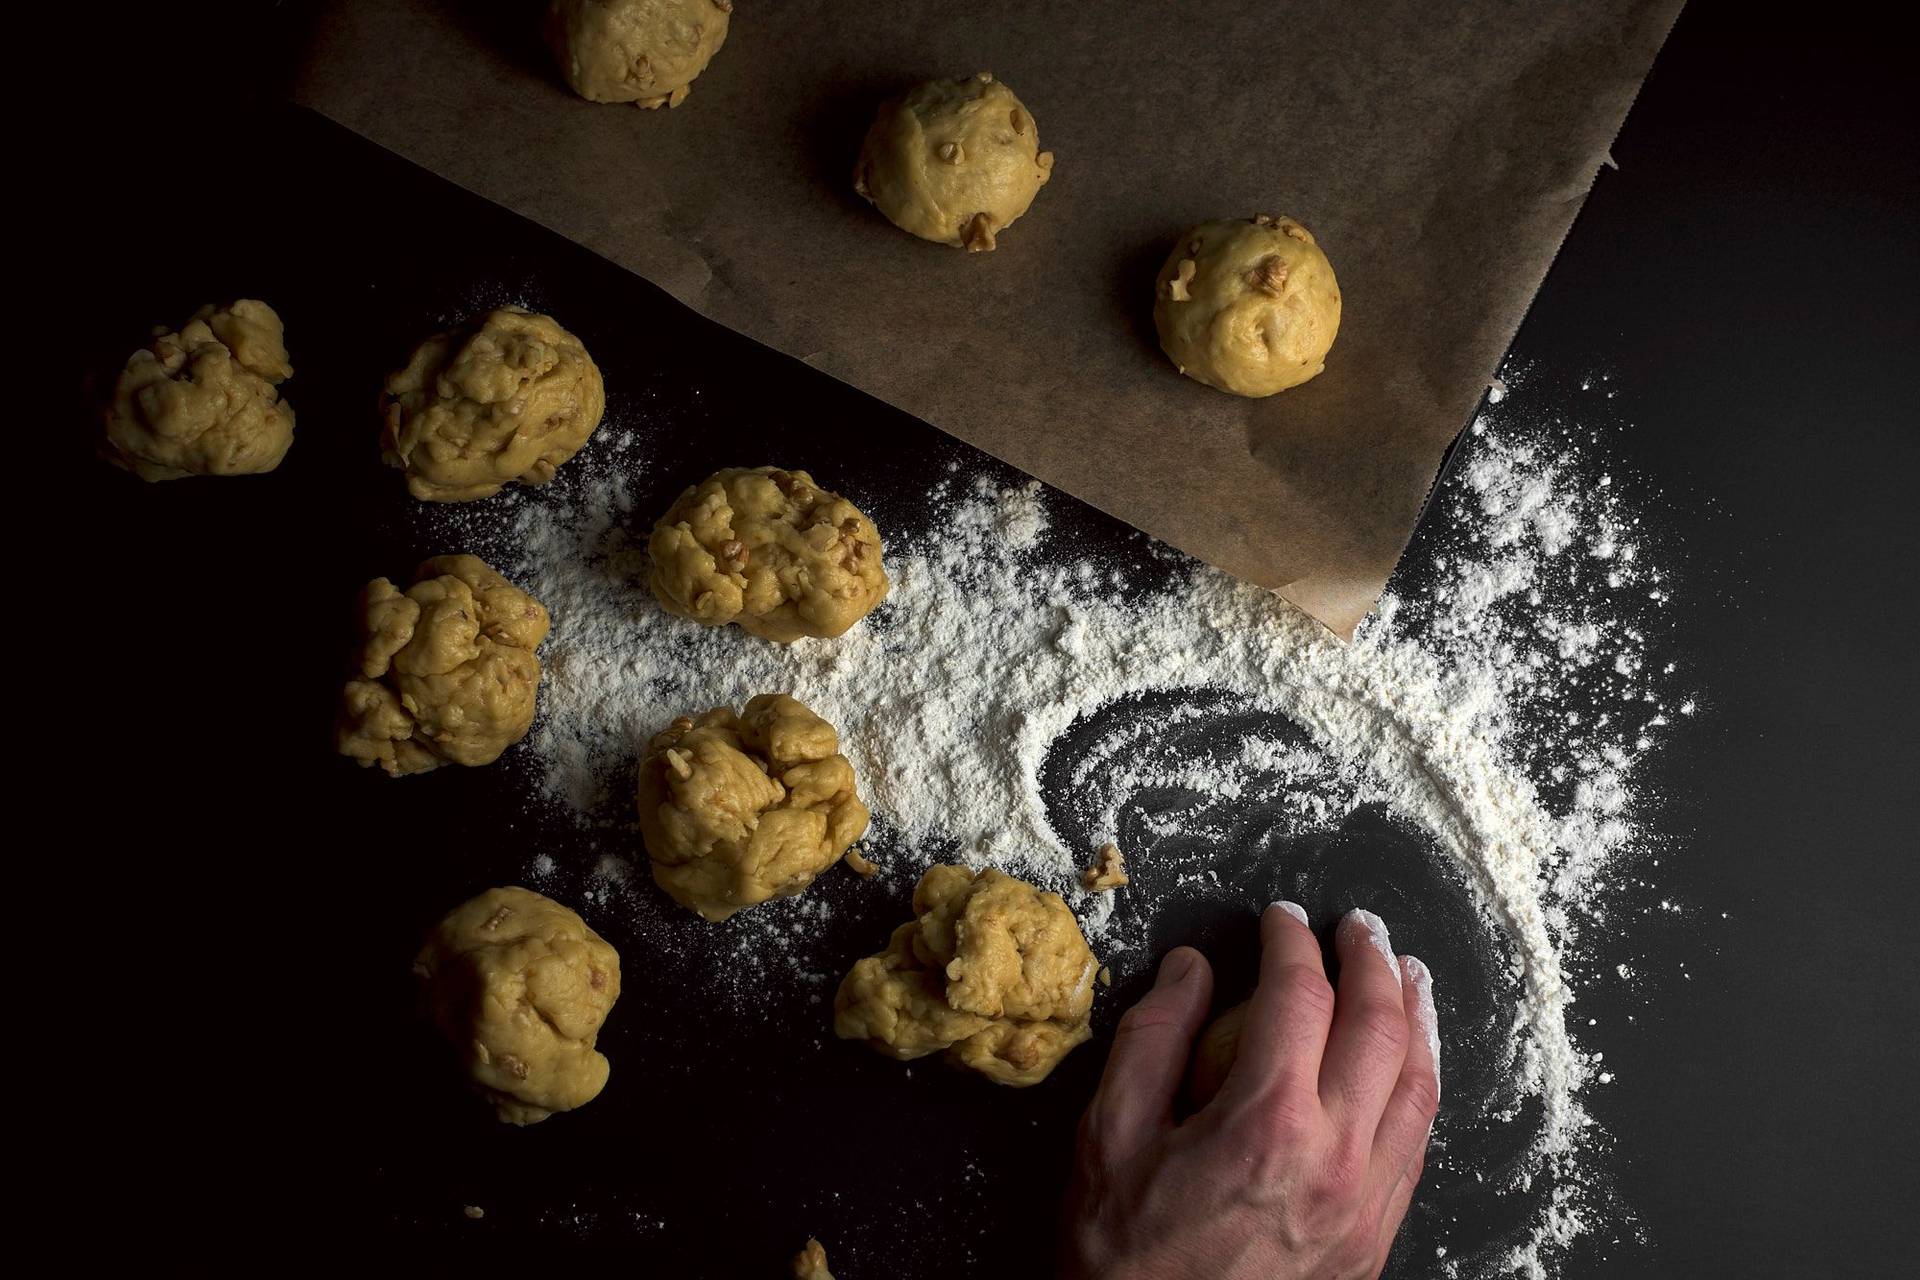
xmin=419 ymin=363 xmax=1688 ymax=1278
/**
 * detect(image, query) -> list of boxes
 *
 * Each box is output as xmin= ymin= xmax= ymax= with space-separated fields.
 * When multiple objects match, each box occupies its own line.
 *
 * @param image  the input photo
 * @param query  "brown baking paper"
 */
xmin=297 ymin=0 xmax=1680 ymax=636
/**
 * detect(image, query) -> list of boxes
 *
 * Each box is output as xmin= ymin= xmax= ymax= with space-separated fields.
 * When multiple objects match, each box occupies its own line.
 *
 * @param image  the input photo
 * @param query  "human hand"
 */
xmin=1062 ymin=904 xmax=1441 ymax=1279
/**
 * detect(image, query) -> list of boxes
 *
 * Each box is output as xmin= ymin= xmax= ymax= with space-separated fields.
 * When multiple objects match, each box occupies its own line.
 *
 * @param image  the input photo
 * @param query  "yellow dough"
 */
xmin=637 ymin=694 xmax=870 ymax=921
xmin=100 ymin=299 xmax=294 ymax=481
xmin=834 ymin=865 xmax=1097 ymax=1086
xmin=1188 ymin=999 xmax=1248 ymax=1107
xmin=791 ymin=1240 xmax=835 ymax=1280
xmin=1152 ymin=215 xmax=1342 ymax=397
xmin=853 ymin=72 xmax=1055 ymax=251
xmin=381 ymin=307 xmax=605 ymax=502
xmin=648 ymin=467 xmax=888 ymax=642
xmin=415 ymin=886 xmax=622 ymax=1125
xmin=337 ymin=555 xmax=551 ymax=777
xmin=544 ymin=0 xmax=731 ymax=109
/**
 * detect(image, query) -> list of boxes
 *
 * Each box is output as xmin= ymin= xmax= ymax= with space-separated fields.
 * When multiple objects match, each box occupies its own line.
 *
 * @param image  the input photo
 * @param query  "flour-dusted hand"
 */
xmin=1063 ymin=904 xmax=1441 ymax=1280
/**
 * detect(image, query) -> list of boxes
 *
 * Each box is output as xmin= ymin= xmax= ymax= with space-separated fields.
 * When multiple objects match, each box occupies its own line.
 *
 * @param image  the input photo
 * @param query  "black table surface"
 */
xmin=56 ymin=5 xmax=1914 ymax=1275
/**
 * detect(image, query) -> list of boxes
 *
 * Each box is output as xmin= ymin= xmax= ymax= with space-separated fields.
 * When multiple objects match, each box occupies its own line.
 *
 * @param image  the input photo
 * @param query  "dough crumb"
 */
xmin=792 ymin=1238 xmax=835 ymax=1279
xmin=1081 ymin=842 xmax=1129 ymax=891
xmin=462 ymin=1205 xmax=485 ymax=1220
xmin=844 ymin=848 xmax=879 ymax=878
xmin=834 ymin=865 xmax=1097 ymax=1086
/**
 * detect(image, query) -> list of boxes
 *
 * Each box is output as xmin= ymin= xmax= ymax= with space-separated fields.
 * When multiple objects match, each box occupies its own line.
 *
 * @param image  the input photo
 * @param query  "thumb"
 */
xmin=1081 ymin=947 xmax=1214 ymax=1162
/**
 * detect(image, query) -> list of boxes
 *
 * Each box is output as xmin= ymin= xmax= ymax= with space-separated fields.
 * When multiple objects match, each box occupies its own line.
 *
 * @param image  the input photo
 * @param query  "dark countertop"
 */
xmin=55 ymin=4 xmax=1914 ymax=1274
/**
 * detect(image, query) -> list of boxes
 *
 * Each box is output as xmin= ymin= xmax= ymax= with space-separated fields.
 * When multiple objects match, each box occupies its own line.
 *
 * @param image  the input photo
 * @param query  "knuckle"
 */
xmin=1400 ymin=1069 xmax=1442 ymax=1122
xmin=1276 ymin=963 xmax=1336 ymax=1021
xmin=1351 ymin=999 xmax=1410 ymax=1059
xmin=1320 ymin=1143 xmax=1370 ymax=1203
xmin=1114 ymin=1000 xmax=1185 ymax=1039
xmin=1285 ymin=1167 xmax=1363 ymax=1239
xmin=1249 ymin=1090 xmax=1320 ymax=1141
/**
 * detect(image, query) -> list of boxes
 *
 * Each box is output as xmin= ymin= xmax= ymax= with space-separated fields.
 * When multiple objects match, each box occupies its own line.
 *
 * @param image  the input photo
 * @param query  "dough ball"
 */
xmin=100 ymin=299 xmax=294 ymax=481
xmin=792 ymin=1240 xmax=835 ymax=1280
xmin=381 ymin=307 xmax=605 ymax=502
xmin=1152 ymin=214 xmax=1342 ymax=397
xmin=337 ymin=554 xmax=551 ymax=777
xmin=637 ymin=694 xmax=870 ymax=921
xmin=544 ymin=0 xmax=732 ymax=110
xmin=853 ymin=72 xmax=1055 ymax=252
xmin=834 ymin=865 xmax=1097 ymax=1086
xmin=648 ymin=466 xmax=888 ymax=642
xmin=415 ymin=886 xmax=622 ymax=1125
xmin=1188 ymin=999 xmax=1247 ymax=1108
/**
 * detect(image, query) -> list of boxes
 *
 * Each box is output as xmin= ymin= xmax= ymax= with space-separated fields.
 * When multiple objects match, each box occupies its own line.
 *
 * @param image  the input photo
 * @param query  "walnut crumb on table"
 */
xmin=844 ymin=848 xmax=878 ymax=878
xmin=1082 ymin=842 xmax=1129 ymax=891
xmin=462 ymin=1204 xmax=484 ymax=1220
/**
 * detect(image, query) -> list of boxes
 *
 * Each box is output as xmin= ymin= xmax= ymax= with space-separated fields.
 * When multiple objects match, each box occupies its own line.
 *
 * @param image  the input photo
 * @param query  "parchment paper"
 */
xmin=298 ymin=0 xmax=1679 ymax=636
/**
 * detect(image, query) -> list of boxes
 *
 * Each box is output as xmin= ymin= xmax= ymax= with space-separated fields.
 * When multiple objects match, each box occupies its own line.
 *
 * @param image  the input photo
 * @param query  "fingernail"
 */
xmin=1404 ymin=956 xmax=1442 ymax=1098
xmin=1343 ymin=908 xmax=1401 ymax=986
xmin=1155 ymin=948 xmax=1195 ymax=988
xmin=1270 ymin=900 xmax=1308 ymax=927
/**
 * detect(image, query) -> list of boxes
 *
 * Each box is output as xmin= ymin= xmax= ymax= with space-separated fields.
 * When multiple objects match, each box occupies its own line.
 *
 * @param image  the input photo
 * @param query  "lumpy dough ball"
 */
xmin=648 ymin=466 xmax=888 ymax=642
xmin=100 ymin=299 xmax=294 ymax=481
xmin=415 ymin=887 xmax=622 ymax=1125
xmin=853 ymin=72 xmax=1055 ymax=252
xmin=381 ymin=307 xmax=605 ymax=503
xmin=833 ymin=865 xmax=1098 ymax=1086
xmin=544 ymin=0 xmax=732 ymax=110
xmin=1188 ymin=999 xmax=1248 ymax=1107
xmin=637 ymin=694 xmax=870 ymax=921
xmin=1153 ymin=214 xmax=1342 ymax=397
xmin=337 ymin=554 xmax=551 ymax=777
xmin=792 ymin=1240 xmax=835 ymax=1280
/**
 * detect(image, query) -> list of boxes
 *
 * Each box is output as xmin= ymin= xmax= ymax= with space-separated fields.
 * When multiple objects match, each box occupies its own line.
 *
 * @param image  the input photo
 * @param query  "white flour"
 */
xmin=420 ymin=364 xmax=1688 ymax=1277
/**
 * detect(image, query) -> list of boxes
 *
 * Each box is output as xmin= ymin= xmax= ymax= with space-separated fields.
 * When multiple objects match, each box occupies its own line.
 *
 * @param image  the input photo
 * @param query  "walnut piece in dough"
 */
xmin=100 ymin=299 xmax=294 ymax=481
xmin=545 ymin=0 xmax=731 ymax=110
xmin=337 ymin=554 xmax=551 ymax=777
xmin=853 ymin=72 xmax=1055 ymax=251
xmin=381 ymin=307 xmax=605 ymax=502
xmin=1153 ymin=214 xmax=1342 ymax=397
xmin=792 ymin=1239 xmax=835 ymax=1280
xmin=637 ymin=695 xmax=871 ymax=921
xmin=834 ymin=865 xmax=1097 ymax=1086
xmin=648 ymin=467 xmax=888 ymax=642
xmin=415 ymin=886 xmax=622 ymax=1125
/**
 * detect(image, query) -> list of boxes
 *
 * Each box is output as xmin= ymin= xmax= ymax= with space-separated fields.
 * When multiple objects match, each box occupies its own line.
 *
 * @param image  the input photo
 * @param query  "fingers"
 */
xmin=1082 ymin=946 xmax=1214 ymax=1161
xmin=1370 ymin=955 xmax=1442 ymax=1180
xmin=1319 ymin=909 xmax=1411 ymax=1126
xmin=1226 ymin=902 xmax=1335 ymax=1104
